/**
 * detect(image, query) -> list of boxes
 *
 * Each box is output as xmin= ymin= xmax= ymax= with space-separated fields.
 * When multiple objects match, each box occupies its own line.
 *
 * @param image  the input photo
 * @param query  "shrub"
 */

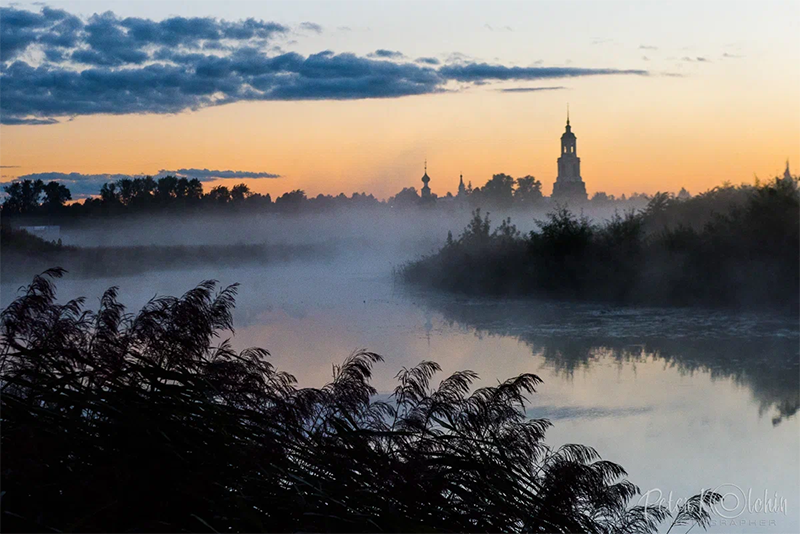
xmin=1 ymin=270 xmax=719 ymax=532
xmin=402 ymin=178 xmax=799 ymax=311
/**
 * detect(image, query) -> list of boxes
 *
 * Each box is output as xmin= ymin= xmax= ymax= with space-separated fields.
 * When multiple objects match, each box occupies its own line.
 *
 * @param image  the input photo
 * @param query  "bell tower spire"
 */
xmin=552 ymin=107 xmax=587 ymax=202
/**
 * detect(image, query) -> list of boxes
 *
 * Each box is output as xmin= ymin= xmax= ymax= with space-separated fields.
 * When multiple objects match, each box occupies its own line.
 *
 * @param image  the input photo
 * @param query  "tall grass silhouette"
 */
xmin=1 ymin=269 xmax=719 ymax=532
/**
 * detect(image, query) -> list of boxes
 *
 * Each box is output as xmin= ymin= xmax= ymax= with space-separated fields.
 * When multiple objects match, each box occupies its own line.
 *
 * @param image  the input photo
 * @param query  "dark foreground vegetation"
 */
xmin=402 ymin=178 xmax=800 ymax=312
xmin=0 ymin=226 xmax=331 ymax=281
xmin=1 ymin=270 xmax=719 ymax=533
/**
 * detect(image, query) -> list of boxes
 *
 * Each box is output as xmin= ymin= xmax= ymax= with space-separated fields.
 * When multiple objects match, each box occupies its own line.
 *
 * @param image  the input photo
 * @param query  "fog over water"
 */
xmin=2 ymin=207 xmax=797 ymax=533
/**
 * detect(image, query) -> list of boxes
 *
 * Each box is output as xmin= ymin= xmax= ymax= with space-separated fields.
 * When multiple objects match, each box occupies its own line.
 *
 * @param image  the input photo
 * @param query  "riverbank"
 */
xmin=400 ymin=178 xmax=800 ymax=313
xmin=1 ymin=225 xmax=334 ymax=282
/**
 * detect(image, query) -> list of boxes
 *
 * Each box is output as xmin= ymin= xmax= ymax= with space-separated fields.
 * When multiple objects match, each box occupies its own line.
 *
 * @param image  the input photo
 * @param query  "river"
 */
xmin=2 ymin=256 xmax=797 ymax=533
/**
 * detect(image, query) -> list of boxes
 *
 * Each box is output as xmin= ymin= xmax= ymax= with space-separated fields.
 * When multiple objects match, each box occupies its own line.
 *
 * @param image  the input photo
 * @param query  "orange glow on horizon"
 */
xmin=2 ymin=70 xmax=798 ymax=200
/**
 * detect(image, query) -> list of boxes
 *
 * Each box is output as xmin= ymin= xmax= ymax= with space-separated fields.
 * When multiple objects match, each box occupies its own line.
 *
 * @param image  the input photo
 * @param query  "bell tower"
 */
xmin=552 ymin=106 xmax=588 ymax=201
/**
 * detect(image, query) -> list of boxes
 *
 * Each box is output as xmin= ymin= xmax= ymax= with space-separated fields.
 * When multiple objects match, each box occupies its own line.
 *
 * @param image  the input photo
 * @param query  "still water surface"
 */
xmin=2 ymin=260 xmax=797 ymax=533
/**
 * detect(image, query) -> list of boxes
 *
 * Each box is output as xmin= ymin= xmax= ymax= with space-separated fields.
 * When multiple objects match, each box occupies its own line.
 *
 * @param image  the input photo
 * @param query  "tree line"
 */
xmin=1 ymin=172 xmax=654 ymax=219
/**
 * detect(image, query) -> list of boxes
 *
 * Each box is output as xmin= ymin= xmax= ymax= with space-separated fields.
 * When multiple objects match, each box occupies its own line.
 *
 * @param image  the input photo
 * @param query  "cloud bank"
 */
xmin=0 ymin=6 xmax=649 ymax=125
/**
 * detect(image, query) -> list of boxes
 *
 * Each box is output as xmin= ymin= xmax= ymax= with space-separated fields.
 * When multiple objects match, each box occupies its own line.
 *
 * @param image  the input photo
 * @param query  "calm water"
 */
xmin=3 ymin=259 xmax=798 ymax=533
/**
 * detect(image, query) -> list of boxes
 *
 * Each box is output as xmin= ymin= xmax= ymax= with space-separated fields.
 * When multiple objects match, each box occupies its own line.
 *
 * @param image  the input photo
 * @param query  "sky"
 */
xmin=1 ymin=0 xmax=798 ymax=199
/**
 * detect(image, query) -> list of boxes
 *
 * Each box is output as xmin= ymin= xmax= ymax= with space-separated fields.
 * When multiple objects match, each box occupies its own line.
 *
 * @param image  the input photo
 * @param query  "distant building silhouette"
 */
xmin=421 ymin=161 xmax=433 ymax=201
xmin=784 ymin=160 xmax=792 ymax=182
xmin=551 ymin=108 xmax=588 ymax=202
xmin=457 ymin=174 xmax=466 ymax=197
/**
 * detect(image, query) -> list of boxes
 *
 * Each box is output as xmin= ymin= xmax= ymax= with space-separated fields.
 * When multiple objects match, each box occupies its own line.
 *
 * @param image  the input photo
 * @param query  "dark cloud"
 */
xmin=158 ymin=168 xmax=280 ymax=179
xmin=299 ymin=22 xmax=323 ymax=33
xmin=642 ymin=56 xmax=649 ymax=61
xmin=721 ymin=52 xmax=743 ymax=59
xmin=0 ymin=165 xmax=20 ymax=168
xmin=497 ymin=86 xmax=566 ymax=93
xmin=0 ymin=7 xmax=650 ymax=125
xmin=1 ymin=51 xmax=442 ymax=122
xmin=0 ymin=6 xmax=83 ymax=62
xmin=639 ymin=45 xmax=658 ymax=50
xmin=1 ymin=6 xmax=288 ymax=66
xmin=368 ymin=49 xmax=404 ymax=59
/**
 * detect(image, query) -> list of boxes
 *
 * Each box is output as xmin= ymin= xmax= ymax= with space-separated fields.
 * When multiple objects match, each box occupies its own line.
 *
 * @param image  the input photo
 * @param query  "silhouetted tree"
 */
xmin=99 ymin=182 xmax=120 ymax=205
xmin=41 ymin=181 xmax=72 ymax=211
xmin=230 ymin=183 xmax=252 ymax=202
xmin=591 ymin=191 xmax=615 ymax=203
xmin=275 ymin=189 xmax=307 ymax=211
xmin=514 ymin=175 xmax=543 ymax=205
xmin=2 ymin=179 xmax=45 ymax=214
xmin=476 ymin=173 xmax=515 ymax=208
xmin=117 ymin=178 xmax=136 ymax=205
xmin=206 ymin=185 xmax=231 ymax=204
xmin=389 ymin=186 xmax=421 ymax=208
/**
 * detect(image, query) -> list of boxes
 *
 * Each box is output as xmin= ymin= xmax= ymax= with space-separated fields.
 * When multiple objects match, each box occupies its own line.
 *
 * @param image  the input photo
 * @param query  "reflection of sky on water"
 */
xmin=2 ymin=261 xmax=797 ymax=533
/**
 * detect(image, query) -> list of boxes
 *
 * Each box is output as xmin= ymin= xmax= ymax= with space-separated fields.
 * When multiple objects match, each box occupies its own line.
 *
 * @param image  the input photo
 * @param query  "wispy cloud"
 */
xmin=497 ymin=86 xmax=567 ymax=93
xmin=439 ymin=63 xmax=647 ymax=82
xmin=157 ymin=168 xmax=280 ymax=179
xmin=415 ymin=57 xmax=440 ymax=66
xmin=298 ymin=22 xmax=323 ymax=34
xmin=367 ymin=49 xmax=404 ymax=59
xmin=484 ymin=24 xmax=513 ymax=32
xmin=639 ymin=45 xmax=658 ymax=50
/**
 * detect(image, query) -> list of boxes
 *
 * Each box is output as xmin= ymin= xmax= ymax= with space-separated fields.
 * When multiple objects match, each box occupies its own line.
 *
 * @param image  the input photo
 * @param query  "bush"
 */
xmin=1 ymin=270 xmax=719 ymax=532
xmin=402 ymin=178 xmax=799 ymax=311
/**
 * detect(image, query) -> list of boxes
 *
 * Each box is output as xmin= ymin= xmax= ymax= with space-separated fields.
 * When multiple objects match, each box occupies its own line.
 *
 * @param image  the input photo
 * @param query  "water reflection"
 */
xmin=416 ymin=294 xmax=799 ymax=426
xmin=3 ymin=265 xmax=798 ymax=532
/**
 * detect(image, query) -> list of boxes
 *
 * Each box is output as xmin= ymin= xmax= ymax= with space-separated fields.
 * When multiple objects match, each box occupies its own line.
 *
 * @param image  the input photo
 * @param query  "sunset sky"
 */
xmin=1 ymin=0 xmax=798 ymax=199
